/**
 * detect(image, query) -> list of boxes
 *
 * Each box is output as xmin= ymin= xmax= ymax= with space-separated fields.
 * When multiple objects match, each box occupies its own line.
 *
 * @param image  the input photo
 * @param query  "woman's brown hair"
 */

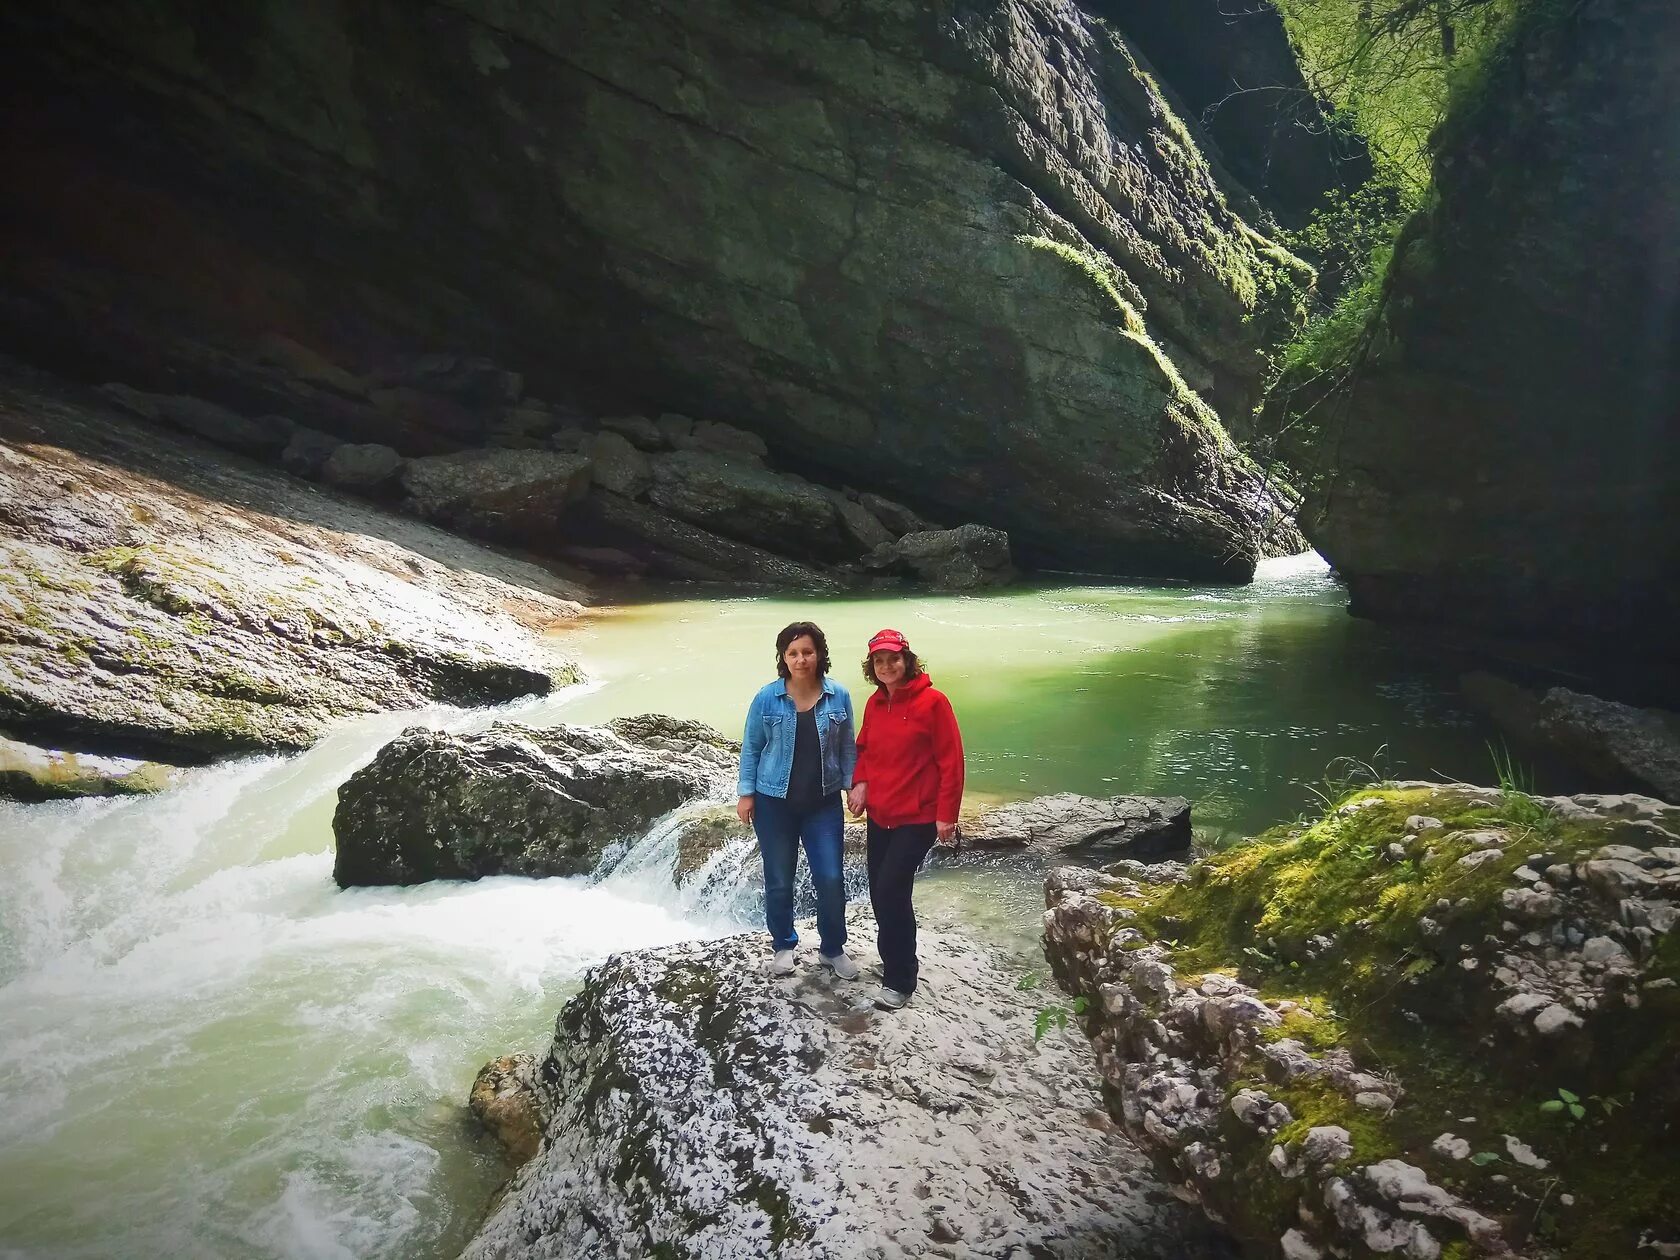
xmin=775 ymin=621 xmax=832 ymax=679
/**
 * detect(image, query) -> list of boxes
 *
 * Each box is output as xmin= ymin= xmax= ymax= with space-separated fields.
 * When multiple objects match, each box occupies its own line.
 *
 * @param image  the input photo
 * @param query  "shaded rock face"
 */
xmin=0 ymin=365 xmax=584 ymax=762
xmin=1041 ymin=785 xmax=1680 ymax=1260
xmin=1462 ymin=673 xmax=1680 ymax=804
xmin=858 ymin=524 xmax=1017 ymax=590
xmin=462 ymin=915 xmax=1236 ymax=1259
xmin=1288 ymin=0 xmax=1680 ymax=701
xmin=1092 ymin=0 xmax=1369 ymax=230
xmin=964 ymin=792 xmax=1191 ymax=857
xmin=0 ymin=0 xmax=1306 ymax=583
xmin=331 ymin=716 xmax=736 ymax=887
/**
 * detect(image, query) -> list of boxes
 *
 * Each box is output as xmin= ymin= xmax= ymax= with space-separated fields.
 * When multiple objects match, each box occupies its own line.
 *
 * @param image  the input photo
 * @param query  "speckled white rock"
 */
xmin=463 ymin=913 xmax=1224 ymax=1259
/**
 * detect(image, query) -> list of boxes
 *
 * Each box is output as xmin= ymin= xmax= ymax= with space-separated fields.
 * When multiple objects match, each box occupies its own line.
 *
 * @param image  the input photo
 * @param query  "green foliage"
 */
xmin=1033 ymin=995 xmax=1089 ymax=1042
xmin=1487 ymin=742 xmax=1560 ymax=838
xmin=1540 ymin=1087 xmax=1586 ymax=1122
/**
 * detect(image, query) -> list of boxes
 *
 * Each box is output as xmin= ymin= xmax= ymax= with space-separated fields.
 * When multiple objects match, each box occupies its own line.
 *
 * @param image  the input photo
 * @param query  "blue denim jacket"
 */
xmin=737 ymin=676 xmax=858 ymax=799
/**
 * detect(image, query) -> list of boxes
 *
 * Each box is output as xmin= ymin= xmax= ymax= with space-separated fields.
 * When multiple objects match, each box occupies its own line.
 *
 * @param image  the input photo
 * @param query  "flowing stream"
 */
xmin=0 ymin=554 xmax=1508 ymax=1259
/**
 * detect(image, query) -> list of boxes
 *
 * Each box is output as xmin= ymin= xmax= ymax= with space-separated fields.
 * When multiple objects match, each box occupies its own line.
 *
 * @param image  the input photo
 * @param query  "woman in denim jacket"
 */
xmin=736 ymin=621 xmax=861 ymax=979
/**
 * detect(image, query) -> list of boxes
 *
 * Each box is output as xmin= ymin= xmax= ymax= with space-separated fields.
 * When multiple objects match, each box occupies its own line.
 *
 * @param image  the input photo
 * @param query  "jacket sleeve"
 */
xmin=930 ymin=691 xmax=965 ymax=823
xmin=737 ymin=687 xmax=766 ymax=797
xmin=838 ymin=685 xmax=858 ymax=790
xmin=851 ymin=693 xmax=872 ymax=786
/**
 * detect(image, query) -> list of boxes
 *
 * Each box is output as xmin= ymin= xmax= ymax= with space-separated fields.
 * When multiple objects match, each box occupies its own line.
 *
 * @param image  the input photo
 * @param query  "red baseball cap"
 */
xmin=867 ymin=628 xmax=910 ymax=654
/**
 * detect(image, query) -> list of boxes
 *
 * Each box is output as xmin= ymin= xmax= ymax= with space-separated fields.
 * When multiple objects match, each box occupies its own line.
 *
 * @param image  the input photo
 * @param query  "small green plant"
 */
xmin=1016 ymin=972 xmax=1043 ymax=992
xmin=1539 ymin=1087 xmax=1585 ymax=1122
xmin=1469 ymin=1151 xmax=1501 ymax=1167
xmin=1034 ymin=995 xmax=1089 ymax=1042
xmin=1304 ymin=745 xmax=1395 ymax=813
xmin=1488 ymin=742 xmax=1559 ymax=836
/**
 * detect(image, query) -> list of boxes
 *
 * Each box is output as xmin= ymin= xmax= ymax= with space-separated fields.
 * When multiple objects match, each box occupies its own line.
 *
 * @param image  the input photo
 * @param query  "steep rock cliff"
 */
xmin=0 ymin=0 xmax=1308 ymax=580
xmin=1283 ymin=0 xmax=1680 ymax=698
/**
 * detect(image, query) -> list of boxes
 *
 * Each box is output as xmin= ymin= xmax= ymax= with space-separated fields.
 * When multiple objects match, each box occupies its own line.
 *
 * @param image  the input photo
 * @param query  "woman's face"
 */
xmin=870 ymin=650 xmax=906 ymax=688
xmin=783 ymin=635 xmax=820 ymax=680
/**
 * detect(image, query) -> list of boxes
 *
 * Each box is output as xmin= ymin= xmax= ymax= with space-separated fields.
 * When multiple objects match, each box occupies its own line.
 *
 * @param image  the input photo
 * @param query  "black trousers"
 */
xmin=866 ymin=819 xmax=937 ymax=995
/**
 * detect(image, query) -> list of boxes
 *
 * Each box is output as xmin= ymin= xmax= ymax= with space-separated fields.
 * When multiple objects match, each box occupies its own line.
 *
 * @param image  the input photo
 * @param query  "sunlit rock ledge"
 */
xmin=461 ymin=910 xmax=1236 ymax=1260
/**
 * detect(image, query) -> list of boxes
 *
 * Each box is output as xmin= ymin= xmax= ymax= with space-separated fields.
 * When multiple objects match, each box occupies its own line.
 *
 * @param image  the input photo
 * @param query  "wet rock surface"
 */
xmin=462 ymin=913 xmax=1236 ymax=1259
xmin=0 ymin=732 xmax=183 ymax=802
xmin=1041 ymin=784 xmax=1680 ymax=1260
xmin=332 ymin=716 xmax=737 ymax=887
xmin=858 ymin=524 xmax=1018 ymax=590
xmin=0 ymin=365 xmax=586 ymax=762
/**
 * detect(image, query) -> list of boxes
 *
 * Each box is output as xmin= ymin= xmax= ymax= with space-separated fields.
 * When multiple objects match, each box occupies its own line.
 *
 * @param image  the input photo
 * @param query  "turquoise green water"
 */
xmin=554 ymin=553 xmax=1492 ymax=838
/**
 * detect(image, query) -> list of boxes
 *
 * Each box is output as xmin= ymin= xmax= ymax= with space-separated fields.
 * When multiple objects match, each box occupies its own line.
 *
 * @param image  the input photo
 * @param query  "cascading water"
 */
xmin=0 ymin=705 xmax=772 ymax=1260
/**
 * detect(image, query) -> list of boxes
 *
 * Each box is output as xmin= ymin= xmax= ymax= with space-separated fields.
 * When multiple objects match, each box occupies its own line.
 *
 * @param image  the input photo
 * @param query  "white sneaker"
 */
xmin=820 ymin=951 xmax=861 ymax=980
xmin=874 ymin=986 xmax=910 ymax=1010
xmin=767 ymin=949 xmax=795 ymax=976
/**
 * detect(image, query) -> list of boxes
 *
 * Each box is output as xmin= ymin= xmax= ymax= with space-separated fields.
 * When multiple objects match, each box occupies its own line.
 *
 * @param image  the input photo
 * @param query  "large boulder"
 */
xmin=460 ymin=916 xmax=1233 ymax=1258
xmin=860 ymin=524 xmax=1017 ymax=589
xmin=400 ymin=448 xmax=593 ymax=542
xmin=1283 ymin=0 xmax=1680 ymax=702
xmin=645 ymin=451 xmax=849 ymax=563
xmin=0 ymin=0 xmax=1307 ymax=583
xmin=331 ymin=716 xmax=737 ymax=887
xmin=572 ymin=492 xmax=843 ymax=589
xmin=964 ymin=792 xmax=1191 ymax=858
xmin=1463 ymin=673 xmax=1680 ymax=803
xmin=1042 ymin=784 xmax=1680 ymax=1260
xmin=0 ymin=367 xmax=584 ymax=761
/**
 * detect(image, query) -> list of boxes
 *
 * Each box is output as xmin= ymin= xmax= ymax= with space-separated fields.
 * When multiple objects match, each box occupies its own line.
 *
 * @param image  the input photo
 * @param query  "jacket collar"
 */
xmin=775 ymin=674 xmax=838 ymax=699
xmin=880 ymin=672 xmax=932 ymax=701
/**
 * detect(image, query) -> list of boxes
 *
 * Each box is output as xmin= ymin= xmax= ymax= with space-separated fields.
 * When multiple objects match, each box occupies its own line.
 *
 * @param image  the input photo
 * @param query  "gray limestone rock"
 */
xmin=279 ymin=425 xmax=340 ymax=478
xmin=0 ymin=368 xmax=584 ymax=760
xmin=461 ymin=919 xmax=1229 ymax=1259
xmin=0 ymin=734 xmax=183 ymax=802
xmin=860 ymin=524 xmax=1017 ymax=590
xmin=332 ymin=716 xmax=737 ymax=887
xmin=582 ymin=430 xmax=651 ymax=499
xmin=322 ymin=442 xmax=404 ymax=490
xmin=400 ymin=448 xmax=592 ymax=541
xmin=965 ymin=793 xmax=1191 ymax=858
xmin=857 ymin=492 xmax=936 ymax=538
xmin=646 ymin=451 xmax=848 ymax=563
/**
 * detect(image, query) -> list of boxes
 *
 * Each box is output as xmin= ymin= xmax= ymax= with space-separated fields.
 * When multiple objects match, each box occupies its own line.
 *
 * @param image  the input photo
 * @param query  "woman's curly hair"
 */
xmin=861 ymin=647 xmax=924 ymax=688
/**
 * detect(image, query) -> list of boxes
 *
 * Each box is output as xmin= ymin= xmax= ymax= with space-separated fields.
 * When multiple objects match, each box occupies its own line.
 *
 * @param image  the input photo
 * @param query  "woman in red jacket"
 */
xmin=847 ymin=627 xmax=964 ymax=1010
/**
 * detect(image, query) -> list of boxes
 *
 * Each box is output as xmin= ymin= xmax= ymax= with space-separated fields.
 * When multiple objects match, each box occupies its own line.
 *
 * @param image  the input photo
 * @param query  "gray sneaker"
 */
xmin=767 ymin=949 xmax=795 ymax=976
xmin=819 ymin=951 xmax=861 ymax=980
xmin=874 ymin=985 xmax=910 ymax=1010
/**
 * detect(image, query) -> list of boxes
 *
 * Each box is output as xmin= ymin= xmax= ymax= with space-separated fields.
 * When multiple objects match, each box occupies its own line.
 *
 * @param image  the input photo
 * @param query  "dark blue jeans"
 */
xmin=752 ymin=791 xmax=847 ymax=955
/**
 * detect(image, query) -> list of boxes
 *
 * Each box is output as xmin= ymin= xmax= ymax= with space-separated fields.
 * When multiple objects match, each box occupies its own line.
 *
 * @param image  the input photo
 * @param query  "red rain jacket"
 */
xmin=852 ymin=672 xmax=965 ymax=827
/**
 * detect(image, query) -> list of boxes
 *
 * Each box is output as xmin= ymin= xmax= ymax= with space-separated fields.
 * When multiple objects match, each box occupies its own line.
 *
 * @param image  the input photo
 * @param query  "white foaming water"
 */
xmin=0 ymin=697 xmax=745 ymax=1260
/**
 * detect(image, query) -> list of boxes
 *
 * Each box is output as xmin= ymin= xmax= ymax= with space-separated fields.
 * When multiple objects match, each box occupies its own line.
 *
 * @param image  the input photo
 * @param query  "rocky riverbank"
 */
xmin=0 ymin=363 xmax=585 ymax=779
xmin=460 ymin=913 xmax=1236 ymax=1260
xmin=1042 ymin=782 xmax=1680 ymax=1260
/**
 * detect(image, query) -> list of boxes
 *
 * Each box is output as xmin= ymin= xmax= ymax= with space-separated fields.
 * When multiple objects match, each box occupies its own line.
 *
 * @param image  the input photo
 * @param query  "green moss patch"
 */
xmin=1100 ymin=786 xmax=1680 ymax=1258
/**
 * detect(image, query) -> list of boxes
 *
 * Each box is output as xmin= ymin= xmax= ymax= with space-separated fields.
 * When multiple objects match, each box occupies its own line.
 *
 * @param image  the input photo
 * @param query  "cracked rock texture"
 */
xmin=0 ymin=0 xmax=1307 ymax=581
xmin=0 ymin=365 xmax=584 ymax=766
xmin=462 ymin=914 xmax=1236 ymax=1259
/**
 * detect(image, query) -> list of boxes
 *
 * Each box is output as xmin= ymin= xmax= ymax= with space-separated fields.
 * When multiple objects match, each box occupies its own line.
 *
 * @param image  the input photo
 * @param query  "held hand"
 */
xmin=847 ymin=784 xmax=867 ymax=817
xmin=736 ymin=794 xmax=755 ymax=825
xmin=936 ymin=820 xmax=959 ymax=848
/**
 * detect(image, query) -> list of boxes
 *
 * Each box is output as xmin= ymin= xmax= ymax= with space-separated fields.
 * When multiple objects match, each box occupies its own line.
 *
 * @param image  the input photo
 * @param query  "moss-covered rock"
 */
xmin=1043 ymin=783 xmax=1680 ymax=1259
